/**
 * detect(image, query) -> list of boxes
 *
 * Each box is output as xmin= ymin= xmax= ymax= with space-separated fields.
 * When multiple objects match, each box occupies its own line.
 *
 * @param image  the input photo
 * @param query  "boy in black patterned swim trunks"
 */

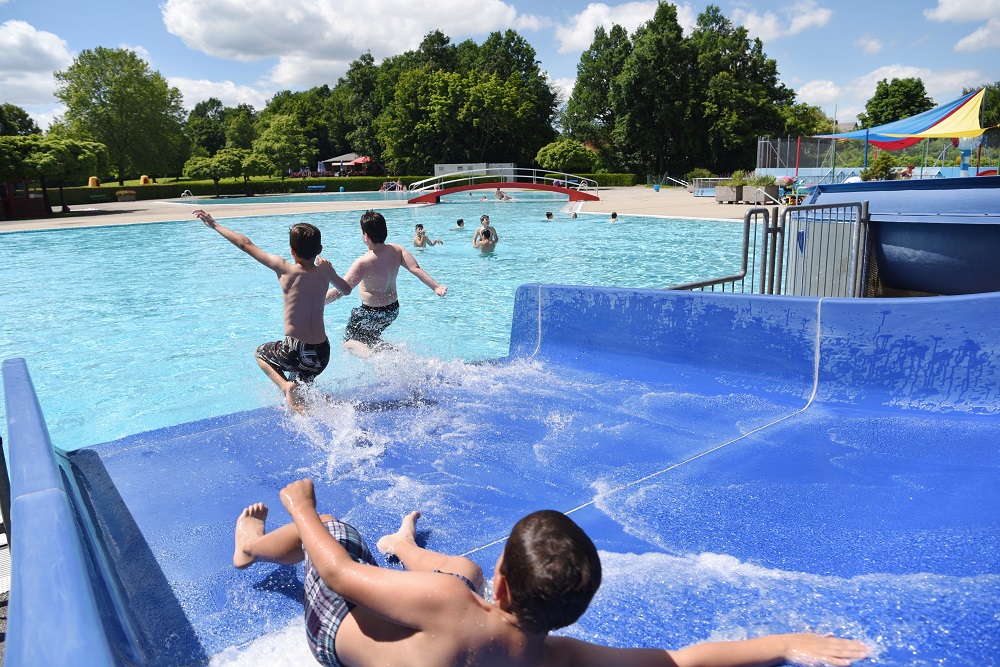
xmin=327 ymin=211 xmax=447 ymax=358
xmin=194 ymin=210 xmax=351 ymax=412
xmin=233 ymin=478 xmax=869 ymax=667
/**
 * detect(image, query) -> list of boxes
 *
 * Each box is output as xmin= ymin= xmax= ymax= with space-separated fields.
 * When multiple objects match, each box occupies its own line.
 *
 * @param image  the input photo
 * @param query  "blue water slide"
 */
xmin=806 ymin=176 xmax=1000 ymax=294
xmin=3 ymin=286 xmax=998 ymax=666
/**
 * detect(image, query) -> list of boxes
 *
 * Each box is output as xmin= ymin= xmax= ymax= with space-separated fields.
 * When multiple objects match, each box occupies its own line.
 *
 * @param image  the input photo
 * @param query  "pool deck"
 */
xmin=0 ymin=186 xmax=754 ymax=233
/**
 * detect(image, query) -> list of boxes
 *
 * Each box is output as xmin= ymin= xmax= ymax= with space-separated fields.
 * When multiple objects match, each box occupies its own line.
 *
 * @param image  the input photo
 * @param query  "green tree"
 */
xmin=613 ymin=2 xmax=693 ymax=175
xmin=473 ymin=30 xmax=558 ymax=163
xmin=54 ymin=47 xmax=186 ymax=185
xmin=225 ymin=104 xmax=257 ymax=150
xmin=252 ymin=114 xmax=315 ymax=177
xmin=857 ymin=78 xmax=934 ymax=128
xmin=187 ymin=97 xmax=227 ymax=156
xmin=343 ymin=52 xmax=382 ymax=158
xmin=860 ymin=151 xmax=898 ymax=181
xmin=535 ymin=138 xmax=596 ymax=172
xmin=780 ymin=102 xmax=833 ymax=137
xmin=26 ymin=138 xmax=108 ymax=211
xmin=183 ymin=155 xmax=228 ymax=196
xmin=562 ymin=24 xmax=632 ymax=170
xmin=0 ymin=104 xmax=42 ymax=135
xmin=688 ymin=5 xmax=792 ymax=172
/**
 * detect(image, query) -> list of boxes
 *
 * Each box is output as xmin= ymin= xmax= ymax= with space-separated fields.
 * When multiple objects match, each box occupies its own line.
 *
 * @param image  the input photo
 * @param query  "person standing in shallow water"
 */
xmin=194 ymin=210 xmax=351 ymax=412
xmin=233 ymin=478 xmax=870 ymax=667
xmin=328 ymin=210 xmax=447 ymax=359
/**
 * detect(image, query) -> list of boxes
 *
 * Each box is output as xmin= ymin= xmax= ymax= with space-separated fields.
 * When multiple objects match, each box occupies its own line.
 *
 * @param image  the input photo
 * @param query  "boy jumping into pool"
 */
xmin=234 ymin=478 xmax=869 ymax=667
xmin=327 ymin=210 xmax=447 ymax=358
xmin=194 ymin=210 xmax=351 ymax=412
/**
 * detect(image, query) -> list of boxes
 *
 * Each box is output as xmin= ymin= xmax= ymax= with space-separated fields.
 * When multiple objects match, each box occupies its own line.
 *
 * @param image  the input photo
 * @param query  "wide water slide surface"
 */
xmin=3 ymin=286 xmax=998 ymax=666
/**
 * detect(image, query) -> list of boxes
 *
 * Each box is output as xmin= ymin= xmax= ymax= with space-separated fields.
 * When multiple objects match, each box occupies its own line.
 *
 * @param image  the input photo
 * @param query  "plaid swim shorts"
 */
xmin=303 ymin=519 xmax=378 ymax=667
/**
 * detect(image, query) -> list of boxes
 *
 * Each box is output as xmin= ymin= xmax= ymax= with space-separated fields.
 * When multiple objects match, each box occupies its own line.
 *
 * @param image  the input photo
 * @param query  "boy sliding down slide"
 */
xmin=234 ymin=478 xmax=869 ymax=667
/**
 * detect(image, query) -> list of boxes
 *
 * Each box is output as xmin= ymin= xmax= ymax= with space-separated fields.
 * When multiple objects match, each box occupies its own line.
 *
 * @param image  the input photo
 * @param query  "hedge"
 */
xmin=43 ymin=173 xmax=634 ymax=207
xmin=45 ymin=176 xmax=429 ymax=207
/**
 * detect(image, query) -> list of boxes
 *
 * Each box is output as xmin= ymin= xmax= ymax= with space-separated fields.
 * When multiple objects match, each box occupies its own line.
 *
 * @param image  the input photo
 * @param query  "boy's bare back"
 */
xmin=278 ymin=261 xmax=340 ymax=343
xmin=345 ymin=243 xmax=405 ymax=307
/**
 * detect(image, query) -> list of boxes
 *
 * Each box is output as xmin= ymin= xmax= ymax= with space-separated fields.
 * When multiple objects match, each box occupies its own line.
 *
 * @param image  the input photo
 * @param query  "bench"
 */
xmin=89 ymin=194 xmax=109 ymax=201
xmin=306 ymin=185 xmax=326 ymax=191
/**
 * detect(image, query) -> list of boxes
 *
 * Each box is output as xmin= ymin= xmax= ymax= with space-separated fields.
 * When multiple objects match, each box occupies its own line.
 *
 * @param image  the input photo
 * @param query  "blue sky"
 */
xmin=2 ymin=0 xmax=998 ymax=133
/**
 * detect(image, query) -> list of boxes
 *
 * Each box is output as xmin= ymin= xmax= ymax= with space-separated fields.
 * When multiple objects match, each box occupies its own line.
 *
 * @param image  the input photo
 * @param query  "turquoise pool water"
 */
xmin=0 ymin=201 xmax=743 ymax=450
xmin=188 ymin=191 xmax=412 ymax=204
xmin=186 ymin=190 xmax=568 ymax=205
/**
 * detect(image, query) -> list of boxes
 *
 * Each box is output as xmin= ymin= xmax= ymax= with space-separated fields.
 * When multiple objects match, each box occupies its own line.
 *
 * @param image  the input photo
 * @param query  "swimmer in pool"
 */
xmin=452 ymin=219 xmax=465 ymax=230
xmin=609 ymin=212 xmax=618 ymax=223
xmin=327 ymin=210 xmax=447 ymax=359
xmin=474 ymin=214 xmax=499 ymax=246
xmin=234 ymin=478 xmax=870 ymax=667
xmin=413 ymin=224 xmax=443 ymax=248
xmin=473 ymin=227 xmax=496 ymax=253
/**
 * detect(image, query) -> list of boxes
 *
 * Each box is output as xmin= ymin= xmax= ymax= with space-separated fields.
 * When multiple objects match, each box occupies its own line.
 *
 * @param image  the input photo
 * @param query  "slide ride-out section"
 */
xmin=3 ymin=286 xmax=998 ymax=666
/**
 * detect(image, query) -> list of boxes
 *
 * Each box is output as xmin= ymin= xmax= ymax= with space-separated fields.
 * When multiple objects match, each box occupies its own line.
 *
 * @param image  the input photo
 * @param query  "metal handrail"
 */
xmin=668 ymin=201 xmax=870 ymax=297
xmin=664 ymin=176 xmax=688 ymax=188
xmin=666 ymin=208 xmax=769 ymax=292
xmin=407 ymin=168 xmax=599 ymax=196
xmin=751 ymin=187 xmax=782 ymax=205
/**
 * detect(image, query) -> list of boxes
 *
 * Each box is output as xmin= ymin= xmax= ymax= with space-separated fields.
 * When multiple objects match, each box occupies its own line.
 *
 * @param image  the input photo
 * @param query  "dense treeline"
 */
xmin=4 ymin=1 xmax=999 ymax=190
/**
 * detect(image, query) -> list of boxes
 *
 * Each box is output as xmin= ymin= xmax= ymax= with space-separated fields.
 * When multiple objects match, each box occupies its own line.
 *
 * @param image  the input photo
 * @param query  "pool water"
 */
xmin=0 ymin=200 xmax=743 ymax=450
xmin=187 ymin=191 xmax=411 ymax=205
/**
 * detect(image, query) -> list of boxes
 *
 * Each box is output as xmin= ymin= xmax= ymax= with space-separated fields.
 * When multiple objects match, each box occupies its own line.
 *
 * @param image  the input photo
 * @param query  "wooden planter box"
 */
xmin=715 ymin=185 xmax=742 ymax=204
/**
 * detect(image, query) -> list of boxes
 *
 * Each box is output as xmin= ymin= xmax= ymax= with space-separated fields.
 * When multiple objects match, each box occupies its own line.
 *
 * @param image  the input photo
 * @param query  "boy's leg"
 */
xmin=234 ymin=502 xmax=335 ymax=569
xmin=376 ymin=512 xmax=484 ymax=591
xmin=255 ymin=356 xmax=304 ymax=412
xmin=342 ymin=339 xmax=374 ymax=359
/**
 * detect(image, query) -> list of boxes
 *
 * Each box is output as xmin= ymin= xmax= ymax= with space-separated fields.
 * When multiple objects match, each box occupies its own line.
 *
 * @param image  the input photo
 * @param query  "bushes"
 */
xmin=45 ymin=176 xmax=430 ymax=206
xmin=685 ymin=167 xmax=715 ymax=181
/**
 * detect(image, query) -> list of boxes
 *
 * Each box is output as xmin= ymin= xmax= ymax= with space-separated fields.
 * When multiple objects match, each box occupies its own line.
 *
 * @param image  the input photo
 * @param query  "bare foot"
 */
xmin=234 ymin=502 xmax=268 ymax=569
xmin=284 ymin=382 xmax=306 ymax=414
xmin=376 ymin=511 xmax=421 ymax=556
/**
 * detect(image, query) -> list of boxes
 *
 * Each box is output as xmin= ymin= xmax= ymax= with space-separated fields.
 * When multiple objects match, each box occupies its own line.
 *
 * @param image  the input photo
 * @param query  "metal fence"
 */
xmin=667 ymin=202 xmax=869 ymax=298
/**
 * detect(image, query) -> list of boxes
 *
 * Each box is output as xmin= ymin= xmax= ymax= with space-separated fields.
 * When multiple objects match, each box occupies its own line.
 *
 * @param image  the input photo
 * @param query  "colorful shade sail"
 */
xmin=814 ymin=88 xmax=989 ymax=150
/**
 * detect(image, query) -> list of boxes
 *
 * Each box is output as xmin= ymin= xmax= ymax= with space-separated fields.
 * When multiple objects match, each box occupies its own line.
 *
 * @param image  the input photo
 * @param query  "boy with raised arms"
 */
xmin=194 ymin=210 xmax=351 ymax=412
xmin=234 ymin=478 xmax=869 ymax=667
xmin=328 ymin=210 xmax=447 ymax=358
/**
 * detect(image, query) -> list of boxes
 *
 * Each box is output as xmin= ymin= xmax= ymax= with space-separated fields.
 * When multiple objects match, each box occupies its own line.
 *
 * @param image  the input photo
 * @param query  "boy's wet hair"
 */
xmin=415 ymin=224 xmax=424 ymax=231
xmin=500 ymin=510 xmax=601 ymax=634
xmin=289 ymin=223 xmax=322 ymax=260
xmin=457 ymin=219 xmax=464 ymax=226
xmin=361 ymin=210 xmax=388 ymax=243
xmin=480 ymin=229 xmax=492 ymax=241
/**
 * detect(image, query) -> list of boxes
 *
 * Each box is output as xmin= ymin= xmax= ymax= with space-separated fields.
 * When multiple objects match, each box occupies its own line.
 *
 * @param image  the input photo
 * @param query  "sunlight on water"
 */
xmin=0 ymin=200 xmax=742 ymax=450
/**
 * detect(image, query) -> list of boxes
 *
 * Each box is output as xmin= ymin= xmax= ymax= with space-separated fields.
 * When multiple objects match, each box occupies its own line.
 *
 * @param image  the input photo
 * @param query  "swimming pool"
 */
xmin=185 ymin=190 xmax=570 ymax=205
xmin=186 ymin=191 xmax=412 ymax=205
xmin=0 ymin=201 xmax=742 ymax=451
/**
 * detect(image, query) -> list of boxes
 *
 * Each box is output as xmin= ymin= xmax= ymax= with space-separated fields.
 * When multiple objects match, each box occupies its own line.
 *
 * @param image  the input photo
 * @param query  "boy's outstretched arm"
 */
xmin=193 ymin=210 xmax=287 ymax=273
xmin=316 ymin=257 xmax=352 ymax=299
xmin=399 ymin=247 xmax=448 ymax=296
xmin=279 ymin=479 xmax=475 ymax=631
xmin=547 ymin=632 xmax=868 ymax=667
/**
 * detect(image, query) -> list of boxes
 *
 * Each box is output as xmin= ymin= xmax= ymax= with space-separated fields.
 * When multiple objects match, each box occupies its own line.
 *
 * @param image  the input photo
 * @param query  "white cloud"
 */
xmin=513 ymin=13 xmax=552 ymax=31
xmin=162 ymin=0 xmax=518 ymax=67
xmin=548 ymin=75 xmax=576 ymax=105
xmin=923 ymin=0 xmax=1000 ymax=23
xmin=0 ymin=20 xmax=74 ymax=106
xmin=847 ymin=64 xmax=984 ymax=105
xmin=553 ymin=2 xmax=663 ymax=54
xmin=954 ymin=17 xmax=1000 ymax=50
xmin=854 ymin=34 xmax=882 ymax=55
xmin=119 ymin=43 xmax=152 ymax=65
xmin=797 ymin=80 xmax=841 ymax=106
xmin=169 ymin=77 xmax=273 ymax=111
xmin=733 ymin=0 xmax=832 ymax=42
